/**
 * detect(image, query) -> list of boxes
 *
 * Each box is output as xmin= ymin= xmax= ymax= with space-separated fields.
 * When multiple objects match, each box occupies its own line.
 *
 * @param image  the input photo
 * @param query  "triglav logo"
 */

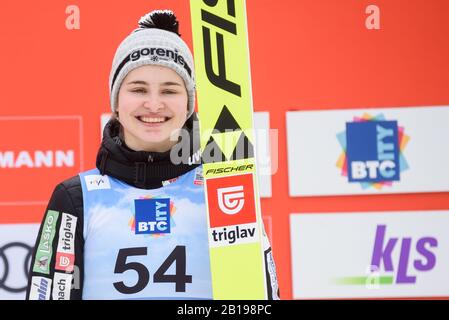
xmin=207 ymin=174 xmax=256 ymax=227
xmin=207 ymin=174 xmax=259 ymax=247
xmin=336 ymin=225 xmax=437 ymax=287
xmin=58 ymin=256 xmax=70 ymax=268
xmin=55 ymin=213 xmax=77 ymax=272
xmin=217 ymin=186 xmax=245 ymax=215
xmin=336 ymin=113 xmax=410 ymax=189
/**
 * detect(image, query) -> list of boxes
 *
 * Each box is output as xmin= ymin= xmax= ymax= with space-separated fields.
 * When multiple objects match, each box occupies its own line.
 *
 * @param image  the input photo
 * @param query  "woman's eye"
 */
xmin=162 ymin=90 xmax=177 ymax=94
xmin=131 ymin=88 xmax=146 ymax=94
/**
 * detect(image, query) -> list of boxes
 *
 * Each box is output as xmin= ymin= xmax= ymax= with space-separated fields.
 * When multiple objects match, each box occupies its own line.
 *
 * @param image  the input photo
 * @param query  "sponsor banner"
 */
xmin=55 ymin=213 xmax=77 ymax=272
xmin=286 ymin=106 xmax=449 ymax=196
xmin=209 ymin=222 xmax=259 ymax=248
xmin=0 ymin=116 xmax=82 ymax=204
xmin=0 ymin=224 xmax=40 ymax=300
xmin=33 ymin=210 xmax=60 ymax=274
xmin=290 ymin=211 xmax=449 ymax=299
xmin=29 ymin=276 xmax=52 ymax=300
xmin=52 ymin=272 xmax=72 ymax=300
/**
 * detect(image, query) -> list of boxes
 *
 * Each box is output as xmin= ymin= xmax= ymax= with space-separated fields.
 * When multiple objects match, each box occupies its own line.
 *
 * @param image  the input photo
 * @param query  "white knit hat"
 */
xmin=109 ymin=10 xmax=195 ymax=118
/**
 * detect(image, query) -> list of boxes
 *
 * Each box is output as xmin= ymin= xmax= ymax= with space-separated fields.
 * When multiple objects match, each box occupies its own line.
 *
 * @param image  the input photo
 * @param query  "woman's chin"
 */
xmin=135 ymin=136 xmax=174 ymax=151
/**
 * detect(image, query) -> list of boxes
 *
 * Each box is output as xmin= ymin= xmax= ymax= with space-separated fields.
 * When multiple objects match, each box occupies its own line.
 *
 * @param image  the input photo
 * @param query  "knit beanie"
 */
xmin=109 ymin=10 xmax=195 ymax=118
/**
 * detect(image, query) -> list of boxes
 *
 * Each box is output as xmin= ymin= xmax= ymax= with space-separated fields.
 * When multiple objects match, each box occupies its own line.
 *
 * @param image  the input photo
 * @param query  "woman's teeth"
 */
xmin=138 ymin=116 xmax=167 ymax=123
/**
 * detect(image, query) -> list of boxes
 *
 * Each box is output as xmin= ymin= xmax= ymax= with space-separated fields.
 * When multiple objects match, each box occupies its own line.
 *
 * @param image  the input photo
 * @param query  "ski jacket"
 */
xmin=26 ymin=115 xmax=279 ymax=300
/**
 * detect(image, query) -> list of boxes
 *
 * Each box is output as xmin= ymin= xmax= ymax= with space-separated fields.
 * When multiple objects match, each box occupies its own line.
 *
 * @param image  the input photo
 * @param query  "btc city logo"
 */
xmin=336 ymin=113 xmax=410 ymax=190
xmin=129 ymin=195 xmax=177 ymax=237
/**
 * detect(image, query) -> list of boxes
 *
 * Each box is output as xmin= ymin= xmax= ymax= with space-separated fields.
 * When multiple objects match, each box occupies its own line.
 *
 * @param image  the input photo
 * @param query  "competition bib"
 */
xmin=80 ymin=167 xmax=212 ymax=300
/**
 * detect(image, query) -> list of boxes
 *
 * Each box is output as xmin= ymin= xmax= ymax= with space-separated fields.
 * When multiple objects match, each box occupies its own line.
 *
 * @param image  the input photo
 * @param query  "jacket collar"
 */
xmin=96 ymin=114 xmax=201 ymax=189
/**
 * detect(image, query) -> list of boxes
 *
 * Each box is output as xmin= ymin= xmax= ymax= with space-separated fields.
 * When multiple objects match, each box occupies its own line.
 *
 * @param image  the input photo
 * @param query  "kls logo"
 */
xmin=207 ymin=173 xmax=256 ymax=228
xmin=370 ymin=225 xmax=437 ymax=284
xmin=336 ymin=224 xmax=438 ymax=288
xmin=217 ymin=186 xmax=244 ymax=215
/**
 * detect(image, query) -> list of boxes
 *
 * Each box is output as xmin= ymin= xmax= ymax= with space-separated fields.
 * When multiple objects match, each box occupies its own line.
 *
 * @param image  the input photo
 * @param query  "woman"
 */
xmin=26 ymin=10 xmax=279 ymax=300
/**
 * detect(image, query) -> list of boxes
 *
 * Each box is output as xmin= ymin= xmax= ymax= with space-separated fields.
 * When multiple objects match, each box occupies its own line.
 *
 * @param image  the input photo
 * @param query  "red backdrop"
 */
xmin=1 ymin=0 xmax=449 ymax=299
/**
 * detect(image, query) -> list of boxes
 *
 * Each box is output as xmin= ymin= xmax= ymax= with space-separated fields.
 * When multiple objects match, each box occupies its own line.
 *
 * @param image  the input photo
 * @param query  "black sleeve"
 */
xmin=25 ymin=176 xmax=84 ymax=300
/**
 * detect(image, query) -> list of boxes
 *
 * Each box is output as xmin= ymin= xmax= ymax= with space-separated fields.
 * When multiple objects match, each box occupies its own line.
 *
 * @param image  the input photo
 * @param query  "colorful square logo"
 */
xmin=206 ymin=173 xmax=257 ymax=228
xmin=134 ymin=198 xmax=171 ymax=234
xmin=346 ymin=120 xmax=400 ymax=183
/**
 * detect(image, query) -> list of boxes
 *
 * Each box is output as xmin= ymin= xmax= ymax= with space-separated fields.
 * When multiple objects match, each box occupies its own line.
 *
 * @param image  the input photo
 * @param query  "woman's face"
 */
xmin=117 ymin=65 xmax=189 ymax=152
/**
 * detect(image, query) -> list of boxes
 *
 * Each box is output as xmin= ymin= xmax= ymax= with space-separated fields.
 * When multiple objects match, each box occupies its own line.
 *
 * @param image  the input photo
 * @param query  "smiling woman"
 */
xmin=25 ymin=9 xmax=279 ymax=301
xmin=117 ymin=64 xmax=189 ymax=152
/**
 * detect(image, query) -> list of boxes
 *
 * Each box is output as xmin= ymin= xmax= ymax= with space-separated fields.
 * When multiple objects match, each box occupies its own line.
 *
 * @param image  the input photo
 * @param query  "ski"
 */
xmin=190 ymin=0 xmax=267 ymax=299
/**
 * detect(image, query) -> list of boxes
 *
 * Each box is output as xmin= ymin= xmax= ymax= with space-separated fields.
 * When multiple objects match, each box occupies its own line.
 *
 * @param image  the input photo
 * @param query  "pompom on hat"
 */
xmin=109 ymin=10 xmax=195 ymax=118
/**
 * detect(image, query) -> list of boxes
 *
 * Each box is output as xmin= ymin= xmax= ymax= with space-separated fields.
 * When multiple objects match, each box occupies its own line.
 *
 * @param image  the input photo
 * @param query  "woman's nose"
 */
xmin=143 ymin=94 xmax=164 ymax=112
